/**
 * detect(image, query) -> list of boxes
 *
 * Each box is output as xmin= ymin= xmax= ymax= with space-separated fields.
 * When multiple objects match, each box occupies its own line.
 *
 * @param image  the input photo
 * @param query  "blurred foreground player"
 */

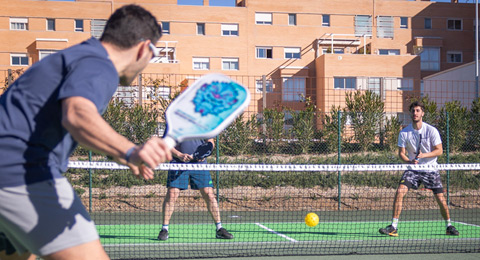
xmin=379 ymin=101 xmax=459 ymax=237
xmin=0 ymin=5 xmax=171 ymax=260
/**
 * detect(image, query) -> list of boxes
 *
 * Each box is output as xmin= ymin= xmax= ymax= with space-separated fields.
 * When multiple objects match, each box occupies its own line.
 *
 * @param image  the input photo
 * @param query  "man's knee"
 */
xmin=396 ymin=184 xmax=409 ymax=196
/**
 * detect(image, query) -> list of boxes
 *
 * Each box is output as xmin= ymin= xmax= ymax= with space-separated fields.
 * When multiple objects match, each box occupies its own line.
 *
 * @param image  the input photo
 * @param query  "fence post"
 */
xmin=337 ymin=111 xmax=342 ymax=211
xmin=446 ymin=112 xmax=450 ymax=205
xmin=88 ymin=150 xmax=93 ymax=213
xmin=138 ymin=74 xmax=143 ymax=106
xmin=7 ymin=69 xmax=12 ymax=87
xmin=215 ymin=135 xmax=220 ymax=203
xmin=262 ymin=75 xmax=267 ymax=135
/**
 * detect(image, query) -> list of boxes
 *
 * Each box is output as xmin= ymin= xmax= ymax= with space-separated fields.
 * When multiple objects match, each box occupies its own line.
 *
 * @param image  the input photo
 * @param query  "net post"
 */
xmin=88 ymin=150 xmax=93 ymax=213
xmin=337 ymin=111 xmax=342 ymax=211
xmin=446 ymin=112 xmax=450 ymax=205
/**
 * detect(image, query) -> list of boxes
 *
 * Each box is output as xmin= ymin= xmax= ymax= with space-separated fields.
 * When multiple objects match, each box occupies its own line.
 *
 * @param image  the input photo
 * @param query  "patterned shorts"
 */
xmin=400 ymin=170 xmax=444 ymax=194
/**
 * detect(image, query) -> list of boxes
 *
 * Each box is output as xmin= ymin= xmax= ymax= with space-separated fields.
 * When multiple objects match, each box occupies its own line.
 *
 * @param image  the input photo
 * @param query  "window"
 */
xmin=400 ymin=17 xmax=408 ymax=29
xmin=221 ymin=24 xmax=238 ymax=36
xmin=11 ymin=54 xmax=28 ymax=66
xmin=424 ymin=18 xmax=432 ymax=29
xmin=10 ymin=18 xmax=28 ymax=30
xmin=377 ymin=16 xmax=393 ymax=38
xmin=255 ymin=13 xmax=272 ymax=25
xmin=282 ymin=77 xmax=306 ymax=101
xmin=322 ymin=15 xmax=330 ymax=27
xmin=420 ymin=47 xmax=440 ymax=71
xmin=256 ymin=47 xmax=273 ymax=59
xmin=192 ymin=57 xmax=209 ymax=70
xmin=355 ymin=15 xmax=372 ymax=36
xmin=75 ymin=19 xmax=84 ymax=32
xmin=334 ymin=77 xmax=356 ymax=89
xmin=162 ymin=22 xmax=170 ymax=34
xmin=284 ymin=47 xmax=301 ymax=59
xmin=288 ymin=14 xmax=296 ymax=26
xmin=399 ymin=78 xmax=414 ymax=91
xmin=197 ymin=23 xmax=205 ymax=35
xmin=46 ymin=19 xmax=55 ymax=31
xmin=383 ymin=78 xmax=414 ymax=91
xmin=368 ymin=77 xmax=382 ymax=96
xmin=447 ymin=51 xmax=462 ymax=63
xmin=222 ymin=58 xmax=239 ymax=70
xmin=91 ymin=19 xmax=106 ymax=39
xmin=255 ymin=79 xmax=273 ymax=93
xmin=447 ymin=19 xmax=462 ymax=31
xmin=378 ymin=49 xmax=400 ymax=55
xmin=39 ymin=50 xmax=57 ymax=60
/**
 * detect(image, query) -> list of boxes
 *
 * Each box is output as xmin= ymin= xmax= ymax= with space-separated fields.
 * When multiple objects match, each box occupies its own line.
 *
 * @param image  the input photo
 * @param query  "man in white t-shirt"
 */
xmin=379 ymin=101 xmax=459 ymax=237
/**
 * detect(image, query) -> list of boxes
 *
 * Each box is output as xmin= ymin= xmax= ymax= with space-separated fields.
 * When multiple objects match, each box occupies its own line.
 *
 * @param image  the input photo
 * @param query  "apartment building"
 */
xmin=1 ymin=0 xmax=477 ymax=119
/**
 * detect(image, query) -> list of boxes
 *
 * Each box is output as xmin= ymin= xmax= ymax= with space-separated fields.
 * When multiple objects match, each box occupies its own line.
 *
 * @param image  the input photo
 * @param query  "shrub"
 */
xmin=219 ymin=113 xmax=258 ymax=156
xmin=288 ymin=97 xmax=318 ymax=154
xmin=438 ymin=100 xmax=468 ymax=152
xmin=345 ymin=90 xmax=384 ymax=152
xmin=260 ymin=106 xmax=285 ymax=154
xmin=322 ymin=106 xmax=346 ymax=153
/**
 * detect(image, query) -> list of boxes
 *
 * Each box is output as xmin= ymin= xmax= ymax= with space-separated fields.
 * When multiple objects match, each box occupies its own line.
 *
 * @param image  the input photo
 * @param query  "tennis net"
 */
xmin=67 ymin=161 xmax=480 ymax=259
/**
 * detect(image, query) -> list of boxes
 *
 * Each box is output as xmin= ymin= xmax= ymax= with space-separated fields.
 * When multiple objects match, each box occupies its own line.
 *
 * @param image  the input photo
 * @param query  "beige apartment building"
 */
xmin=1 ymin=0 xmax=478 ymax=120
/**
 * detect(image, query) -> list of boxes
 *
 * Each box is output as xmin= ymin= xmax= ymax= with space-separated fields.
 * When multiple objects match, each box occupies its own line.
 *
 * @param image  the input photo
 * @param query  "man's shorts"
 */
xmin=0 ymin=177 xmax=99 ymax=256
xmin=167 ymin=170 xmax=213 ymax=190
xmin=399 ymin=170 xmax=444 ymax=194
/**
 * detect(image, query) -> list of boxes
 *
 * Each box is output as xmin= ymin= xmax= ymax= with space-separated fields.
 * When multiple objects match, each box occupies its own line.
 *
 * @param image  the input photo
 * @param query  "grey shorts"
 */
xmin=400 ymin=170 xmax=444 ymax=194
xmin=0 ymin=178 xmax=99 ymax=256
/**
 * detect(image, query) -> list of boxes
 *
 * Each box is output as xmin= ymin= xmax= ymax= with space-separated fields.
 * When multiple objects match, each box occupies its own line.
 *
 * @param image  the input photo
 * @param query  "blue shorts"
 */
xmin=167 ymin=170 xmax=213 ymax=190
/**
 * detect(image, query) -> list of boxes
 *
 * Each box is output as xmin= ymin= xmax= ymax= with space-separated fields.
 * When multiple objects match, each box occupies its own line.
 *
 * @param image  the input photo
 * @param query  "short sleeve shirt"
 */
xmin=0 ymin=37 xmax=118 ymax=187
xmin=172 ymin=139 xmax=208 ymax=164
xmin=398 ymin=122 xmax=442 ymax=167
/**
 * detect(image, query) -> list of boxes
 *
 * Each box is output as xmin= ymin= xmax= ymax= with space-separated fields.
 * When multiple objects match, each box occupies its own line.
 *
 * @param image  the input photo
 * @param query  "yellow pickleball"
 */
xmin=305 ymin=212 xmax=319 ymax=227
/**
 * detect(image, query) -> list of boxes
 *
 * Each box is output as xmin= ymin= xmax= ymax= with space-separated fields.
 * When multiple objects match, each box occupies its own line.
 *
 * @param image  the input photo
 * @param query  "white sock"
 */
xmin=216 ymin=222 xmax=222 ymax=231
xmin=391 ymin=218 xmax=399 ymax=229
xmin=446 ymin=219 xmax=451 ymax=228
xmin=162 ymin=225 xmax=169 ymax=231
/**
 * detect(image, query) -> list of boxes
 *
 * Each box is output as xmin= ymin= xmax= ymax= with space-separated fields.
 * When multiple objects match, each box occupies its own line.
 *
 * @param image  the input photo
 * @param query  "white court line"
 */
xmin=454 ymin=221 xmax=480 ymax=228
xmin=255 ymin=223 xmax=297 ymax=242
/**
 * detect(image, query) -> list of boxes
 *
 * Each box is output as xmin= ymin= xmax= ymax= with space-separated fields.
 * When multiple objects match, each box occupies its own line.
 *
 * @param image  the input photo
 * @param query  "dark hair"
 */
xmin=409 ymin=101 xmax=425 ymax=112
xmin=100 ymin=5 xmax=162 ymax=49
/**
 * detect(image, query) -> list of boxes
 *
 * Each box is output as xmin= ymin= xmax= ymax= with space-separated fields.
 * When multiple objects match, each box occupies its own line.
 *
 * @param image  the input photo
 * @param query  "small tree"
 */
xmin=2 ymin=68 xmax=24 ymax=93
xmin=322 ymin=105 xmax=346 ymax=153
xmin=438 ymin=100 xmax=468 ymax=152
xmin=219 ymin=113 xmax=258 ymax=156
xmin=382 ymin=115 xmax=402 ymax=152
xmin=288 ymin=97 xmax=317 ymax=154
xmin=260 ymin=106 xmax=285 ymax=154
xmin=345 ymin=90 xmax=384 ymax=152
xmin=468 ymin=98 xmax=480 ymax=151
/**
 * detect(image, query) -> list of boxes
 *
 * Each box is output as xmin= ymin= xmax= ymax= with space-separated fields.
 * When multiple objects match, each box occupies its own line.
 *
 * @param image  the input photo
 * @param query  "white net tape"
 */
xmin=68 ymin=161 xmax=480 ymax=172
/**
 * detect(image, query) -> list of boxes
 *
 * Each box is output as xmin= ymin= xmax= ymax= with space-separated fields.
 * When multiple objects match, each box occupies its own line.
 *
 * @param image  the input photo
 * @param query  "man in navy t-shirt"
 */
xmin=158 ymin=138 xmax=234 ymax=241
xmin=0 ymin=5 xmax=171 ymax=260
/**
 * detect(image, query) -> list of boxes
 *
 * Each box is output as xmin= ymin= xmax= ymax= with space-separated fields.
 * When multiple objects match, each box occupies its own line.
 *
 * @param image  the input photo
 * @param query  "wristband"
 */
xmin=125 ymin=146 xmax=136 ymax=163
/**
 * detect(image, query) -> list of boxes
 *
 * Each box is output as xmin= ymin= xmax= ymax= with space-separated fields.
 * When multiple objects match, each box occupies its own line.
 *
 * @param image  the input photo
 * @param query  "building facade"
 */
xmin=1 ymin=0 xmax=478 ymax=120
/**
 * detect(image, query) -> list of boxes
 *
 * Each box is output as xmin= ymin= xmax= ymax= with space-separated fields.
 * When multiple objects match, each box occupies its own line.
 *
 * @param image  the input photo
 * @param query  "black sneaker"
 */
xmin=158 ymin=229 xmax=169 ymax=240
xmin=216 ymin=228 xmax=234 ymax=239
xmin=379 ymin=225 xmax=398 ymax=237
xmin=446 ymin=225 xmax=459 ymax=236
